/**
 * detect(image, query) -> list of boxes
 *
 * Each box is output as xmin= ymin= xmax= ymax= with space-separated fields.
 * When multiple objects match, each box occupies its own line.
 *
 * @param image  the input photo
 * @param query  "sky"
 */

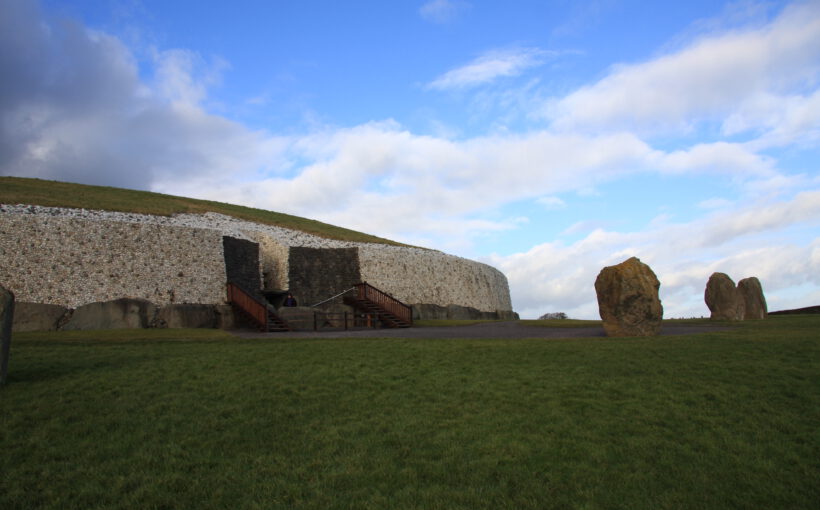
xmin=1 ymin=0 xmax=819 ymax=319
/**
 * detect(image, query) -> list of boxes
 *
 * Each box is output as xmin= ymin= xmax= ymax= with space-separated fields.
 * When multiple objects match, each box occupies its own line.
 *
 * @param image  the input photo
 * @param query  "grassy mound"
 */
xmin=0 ymin=176 xmax=407 ymax=246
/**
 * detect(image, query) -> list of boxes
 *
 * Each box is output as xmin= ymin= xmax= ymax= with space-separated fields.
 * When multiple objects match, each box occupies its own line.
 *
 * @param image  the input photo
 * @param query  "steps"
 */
xmin=265 ymin=311 xmax=290 ymax=332
xmin=344 ymin=297 xmax=412 ymax=328
xmin=227 ymin=282 xmax=290 ymax=332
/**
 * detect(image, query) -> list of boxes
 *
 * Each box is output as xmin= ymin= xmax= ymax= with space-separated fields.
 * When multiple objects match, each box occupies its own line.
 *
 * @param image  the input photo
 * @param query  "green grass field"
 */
xmin=0 ymin=176 xmax=407 ymax=246
xmin=1 ymin=317 xmax=818 ymax=509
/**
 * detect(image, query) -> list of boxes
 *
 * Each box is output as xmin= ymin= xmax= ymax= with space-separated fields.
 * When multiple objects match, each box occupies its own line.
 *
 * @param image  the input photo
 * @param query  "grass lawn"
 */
xmin=1 ymin=316 xmax=818 ymax=509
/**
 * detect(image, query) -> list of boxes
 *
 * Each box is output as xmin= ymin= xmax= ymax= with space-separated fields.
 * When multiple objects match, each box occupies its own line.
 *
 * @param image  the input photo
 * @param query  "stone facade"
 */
xmin=358 ymin=245 xmax=512 ymax=314
xmin=0 ymin=207 xmax=515 ymax=321
xmin=248 ymin=231 xmax=290 ymax=291
xmin=0 ymin=214 xmax=226 ymax=308
xmin=223 ymin=236 xmax=263 ymax=296
xmin=287 ymin=247 xmax=361 ymax=307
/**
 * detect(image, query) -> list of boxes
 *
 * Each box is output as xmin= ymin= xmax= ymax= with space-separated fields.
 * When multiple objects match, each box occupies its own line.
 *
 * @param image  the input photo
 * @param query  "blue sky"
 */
xmin=2 ymin=0 xmax=819 ymax=319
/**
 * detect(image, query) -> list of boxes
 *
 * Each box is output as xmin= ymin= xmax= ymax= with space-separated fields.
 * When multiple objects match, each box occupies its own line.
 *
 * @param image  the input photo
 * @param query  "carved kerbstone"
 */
xmin=594 ymin=257 xmax=663 ymax=337
xmin=1 ymin=284 xmax=14 ymax=385
xmin=738 ymin=277 xmax=768 ymax=320
xmin=705 ymin=272 xmax=744 ymax=321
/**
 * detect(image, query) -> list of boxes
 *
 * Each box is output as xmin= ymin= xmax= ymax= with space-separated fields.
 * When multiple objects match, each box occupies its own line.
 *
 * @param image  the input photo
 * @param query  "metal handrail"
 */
xmin=311 ymin=287 xmax=358 ymax=308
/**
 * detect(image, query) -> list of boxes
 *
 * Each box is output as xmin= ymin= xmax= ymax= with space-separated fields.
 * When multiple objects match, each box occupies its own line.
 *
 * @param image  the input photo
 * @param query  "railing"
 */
xmin=226 ymin=282 xmax=269 ymax=331
xmin=311 ymin=287 xmax=357 ymax=308
xmin=354 ymin=282 xmax=413 ymax=325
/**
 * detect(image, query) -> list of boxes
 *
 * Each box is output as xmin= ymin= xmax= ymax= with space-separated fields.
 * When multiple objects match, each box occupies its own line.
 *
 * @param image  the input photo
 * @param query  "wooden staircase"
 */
xmin=227 ymin=282 xmax=290 ymax=332
xmin=344 ymin=282 xmax=412 ymax=328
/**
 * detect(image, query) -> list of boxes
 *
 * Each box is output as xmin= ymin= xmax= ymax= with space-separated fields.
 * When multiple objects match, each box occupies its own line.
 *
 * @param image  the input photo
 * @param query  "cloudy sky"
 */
xmin=2 ymin=0 xmax=819 ymax=319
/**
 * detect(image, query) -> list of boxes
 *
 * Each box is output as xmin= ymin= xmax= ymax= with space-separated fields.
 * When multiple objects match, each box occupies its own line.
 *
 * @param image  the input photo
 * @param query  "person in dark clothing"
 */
xmin=283 ymin=292 xmax=297 ymax=307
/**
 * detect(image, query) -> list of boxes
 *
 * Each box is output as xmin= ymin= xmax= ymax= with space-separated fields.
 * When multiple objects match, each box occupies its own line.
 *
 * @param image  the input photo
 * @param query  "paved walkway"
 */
xmin=232 ymin=321 xmax=729 ymax=340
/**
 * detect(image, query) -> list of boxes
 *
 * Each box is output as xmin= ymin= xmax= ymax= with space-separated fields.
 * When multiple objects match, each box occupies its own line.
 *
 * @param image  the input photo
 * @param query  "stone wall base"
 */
xmin=12 ymin=299 xmax=239 ymax=332
xmin=412 ymin=303 xmax=519 ymax=321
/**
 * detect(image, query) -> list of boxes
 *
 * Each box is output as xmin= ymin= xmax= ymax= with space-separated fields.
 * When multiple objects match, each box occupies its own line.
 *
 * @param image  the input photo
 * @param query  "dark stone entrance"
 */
xmin=288 ymin=247 xmax=361 ymax=308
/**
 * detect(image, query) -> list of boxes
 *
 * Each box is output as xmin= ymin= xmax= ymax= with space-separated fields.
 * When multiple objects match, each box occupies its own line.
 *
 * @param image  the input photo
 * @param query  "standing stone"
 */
xmin=737 ymin=277 xmax=768 ymax=320
xmin=1 ymin=284 xmax=14 ymax=385
xmin=594 ymin=257 xmax=663 ymax=337
xmin=704 ymin=273 xmax=744 ymax=321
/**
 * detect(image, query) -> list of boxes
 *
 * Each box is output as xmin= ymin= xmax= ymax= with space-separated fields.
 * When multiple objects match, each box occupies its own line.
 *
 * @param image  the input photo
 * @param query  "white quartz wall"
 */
xmin=248 ymin=231 xmax=290 ymax=290
xmin=0 ymin=205 xmax=514 ymax=313
xmin=0 ymin=214 xmax=226 ymax=308
xmin=358 ymin=245 xmax=513 ymax=312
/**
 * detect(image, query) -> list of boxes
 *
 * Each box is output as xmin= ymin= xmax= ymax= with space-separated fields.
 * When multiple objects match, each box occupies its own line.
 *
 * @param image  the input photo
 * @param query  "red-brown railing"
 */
xmin=227 ymin=282 xmax=269 ymax=331
xmin=354 ymin=282 xmax=413 ymax=326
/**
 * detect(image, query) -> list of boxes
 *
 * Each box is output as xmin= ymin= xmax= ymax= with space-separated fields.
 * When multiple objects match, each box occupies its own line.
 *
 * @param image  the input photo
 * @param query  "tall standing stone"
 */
xmin=1 ymin=284 xmax=14 ymax=386
xmin=594 ymin=257 xmax=663 ymax=337
xmin=705 ymin=272 xmax=744 ymax=321
xmin=738 ymin=277 xmax=768 ymax=319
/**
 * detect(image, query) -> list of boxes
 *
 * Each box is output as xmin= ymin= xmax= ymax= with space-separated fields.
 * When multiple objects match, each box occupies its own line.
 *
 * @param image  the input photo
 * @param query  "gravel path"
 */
xmin=232 ymin=321 xmax=730 ymax=340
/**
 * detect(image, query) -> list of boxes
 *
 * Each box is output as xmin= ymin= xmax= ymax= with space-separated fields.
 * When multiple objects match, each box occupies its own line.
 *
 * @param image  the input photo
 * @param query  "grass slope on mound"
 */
xmin=0 ymin=176 xmax=407 ymax=246
xmin=1 ymin=316 xmax=818 ymax=509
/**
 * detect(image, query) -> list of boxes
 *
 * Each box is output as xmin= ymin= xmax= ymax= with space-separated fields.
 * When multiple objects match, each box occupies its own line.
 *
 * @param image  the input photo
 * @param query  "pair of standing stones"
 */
xmin=594 ymin=258 xmax=767 ymax=338
xmin=704 ymin=273 xmax=767 ymax=321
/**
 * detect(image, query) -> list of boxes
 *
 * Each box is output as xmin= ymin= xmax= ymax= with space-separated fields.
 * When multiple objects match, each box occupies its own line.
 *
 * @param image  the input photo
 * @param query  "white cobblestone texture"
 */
xmin=0 ymin=213 xmax=225 ymax=308
xmin=358 ymin=245 xmax=512 ymax=312
xmin=0 ymin=205 xmax=513 ymax=312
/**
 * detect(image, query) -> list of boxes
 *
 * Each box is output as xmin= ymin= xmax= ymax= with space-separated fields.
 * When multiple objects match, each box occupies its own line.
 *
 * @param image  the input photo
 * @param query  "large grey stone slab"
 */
xmin=446 ymin=304 xmax=483 ymax=320
xmin=412 ymin=303 xmax=449 ymax=320
xmin=215 ymin=305 xmax=237 ymax=330
xmin=157 ymin=304 xmax=218 ymax=329
xmin=12 ymin=302 xmax=71 ymax=332
xmin=63 ymin=298 xmax=157 ymax=330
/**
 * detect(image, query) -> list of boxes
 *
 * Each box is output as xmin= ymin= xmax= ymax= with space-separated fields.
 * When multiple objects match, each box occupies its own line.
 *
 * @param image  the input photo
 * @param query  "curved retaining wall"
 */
xmin=0 ymin=206 xmax=513 ymax=314
xmin=358 ymin=245 xmax=512 ymax=312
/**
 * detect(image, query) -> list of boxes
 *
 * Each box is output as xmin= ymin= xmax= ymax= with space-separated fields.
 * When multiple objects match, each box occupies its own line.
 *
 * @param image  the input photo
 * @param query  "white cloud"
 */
xmin=536 ymin=196 xmax=566 ymax=209
xmin=729 ymin=89 xmax=820 ymax=149
xmin=428 ymin=48 xmax=552 ymax=90
xmin=652 ymin=141 xmax=775 ymax=177
xmin=547 ymin=1 xmax=820 ymax=135
xmin=151 ymin=49 xmax=229 ymax=106
xmin=698 ymin=197 xmax=734 ymax=210
xmin=491 ymin=190 xmax=820 ymax=319
xmin=0 ymin=0 xmax=281 ymax=191
xmin=419 ymin=0 xmax=470 ymax=24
